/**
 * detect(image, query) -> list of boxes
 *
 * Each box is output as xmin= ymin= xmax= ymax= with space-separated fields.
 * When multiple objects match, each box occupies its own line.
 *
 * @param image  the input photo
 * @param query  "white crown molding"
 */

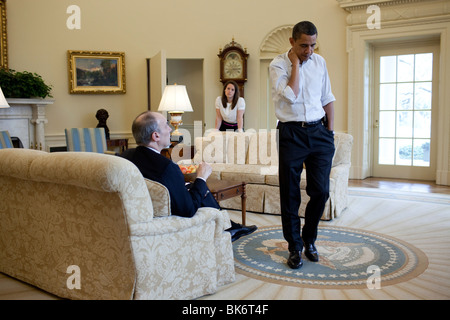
xmin=337 ymin=0 xmax=438 ymax=11
xmin=338 ymin=0 xmax=450 ymax=26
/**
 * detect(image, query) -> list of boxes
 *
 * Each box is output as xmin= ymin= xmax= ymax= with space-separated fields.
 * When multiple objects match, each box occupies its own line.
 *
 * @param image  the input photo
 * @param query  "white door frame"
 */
xmin=346 ymin=16 xmax=450 ymax=185
xmin=372 ymin=42 xmax=439 ymax=180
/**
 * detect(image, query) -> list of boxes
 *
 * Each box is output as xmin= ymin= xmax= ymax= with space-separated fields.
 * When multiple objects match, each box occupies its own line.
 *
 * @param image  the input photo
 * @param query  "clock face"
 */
xmin=224 ymin=51 xmax=243 ymax=79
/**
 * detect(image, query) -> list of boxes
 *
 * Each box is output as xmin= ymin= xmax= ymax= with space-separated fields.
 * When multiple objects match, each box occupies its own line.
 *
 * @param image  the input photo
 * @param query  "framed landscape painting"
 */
xmin=0 ymin=0 xmax=8 ymax=69
xmin=68 ymin=50 xmax=126 ymax=94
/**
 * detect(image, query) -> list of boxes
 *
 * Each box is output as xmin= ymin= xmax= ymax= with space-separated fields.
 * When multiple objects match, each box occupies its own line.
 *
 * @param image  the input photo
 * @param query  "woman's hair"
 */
xmin=132 ymin=111 xmax=160 ymax=146
xmin=221 ymin=80 xmax=240 ymax=110
xmin=292 ymin=21 xmax=318 ymax=40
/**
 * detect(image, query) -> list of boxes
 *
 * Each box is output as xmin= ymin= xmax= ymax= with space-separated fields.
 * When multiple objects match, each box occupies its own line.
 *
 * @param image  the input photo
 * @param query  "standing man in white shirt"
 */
xmin=269 ymin=21 xmax=335 ymax=269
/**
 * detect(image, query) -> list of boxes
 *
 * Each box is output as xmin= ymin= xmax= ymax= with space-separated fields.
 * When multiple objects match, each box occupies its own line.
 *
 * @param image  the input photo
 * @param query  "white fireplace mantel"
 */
xmin=0 ymin=98 xmax=54 ymax=150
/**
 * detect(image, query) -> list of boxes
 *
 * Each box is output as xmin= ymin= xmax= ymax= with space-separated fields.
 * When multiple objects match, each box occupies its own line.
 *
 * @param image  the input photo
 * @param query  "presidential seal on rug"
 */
xmin=233 ymin=226 xmax=428 ymax=289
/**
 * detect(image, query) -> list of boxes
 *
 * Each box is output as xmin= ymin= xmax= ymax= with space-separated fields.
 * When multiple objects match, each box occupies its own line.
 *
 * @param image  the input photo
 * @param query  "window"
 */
xmin=378 ymin=53 xmax=433 ymax=167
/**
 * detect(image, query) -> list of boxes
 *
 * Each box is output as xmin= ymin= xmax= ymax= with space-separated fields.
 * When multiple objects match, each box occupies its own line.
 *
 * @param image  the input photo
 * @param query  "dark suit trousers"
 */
xmin=277 ymin=121 xmax=335 ymax=253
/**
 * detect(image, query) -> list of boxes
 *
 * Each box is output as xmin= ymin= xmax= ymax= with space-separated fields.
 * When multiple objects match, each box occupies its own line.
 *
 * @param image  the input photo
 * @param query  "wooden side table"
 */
xmin=107 ymin=138 xmax=128 ymax=153
xmin=208 ymin=180 xmax=247 ymax=226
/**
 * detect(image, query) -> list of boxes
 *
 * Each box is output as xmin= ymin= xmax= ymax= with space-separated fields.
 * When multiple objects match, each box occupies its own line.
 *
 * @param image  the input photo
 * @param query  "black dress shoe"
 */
xmin=287 ymin=251 xmax=303 ymax=269
xmin=229 ymin=224 xmax=257 ymax=242
xmin=304 ymin=243 xmax=319 ymax=262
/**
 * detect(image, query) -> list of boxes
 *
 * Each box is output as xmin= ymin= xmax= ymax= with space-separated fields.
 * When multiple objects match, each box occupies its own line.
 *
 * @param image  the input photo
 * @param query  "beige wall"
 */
xmin=6 ymin=0 xmax=348 ymax=144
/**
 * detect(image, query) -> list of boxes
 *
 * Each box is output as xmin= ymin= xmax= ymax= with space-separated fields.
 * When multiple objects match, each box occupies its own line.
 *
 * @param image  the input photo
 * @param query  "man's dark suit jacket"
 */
xmin=120 ymin=146 xmax=219 ymax=218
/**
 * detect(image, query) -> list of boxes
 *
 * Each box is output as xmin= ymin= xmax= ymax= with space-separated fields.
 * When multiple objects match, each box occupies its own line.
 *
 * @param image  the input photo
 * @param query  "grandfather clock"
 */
xmin=218 ymin=38 xmax=249 ymax=97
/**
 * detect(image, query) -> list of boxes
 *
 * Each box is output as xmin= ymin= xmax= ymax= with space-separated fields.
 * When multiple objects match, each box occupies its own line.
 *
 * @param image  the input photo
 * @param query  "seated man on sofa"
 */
xmin=120 ymin=111 xmax=256 ymax=241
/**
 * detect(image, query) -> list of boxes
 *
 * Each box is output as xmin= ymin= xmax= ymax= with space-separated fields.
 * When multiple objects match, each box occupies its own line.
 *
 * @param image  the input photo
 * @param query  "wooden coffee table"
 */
xmin=207 ymin=180 xmax=247 ymax=226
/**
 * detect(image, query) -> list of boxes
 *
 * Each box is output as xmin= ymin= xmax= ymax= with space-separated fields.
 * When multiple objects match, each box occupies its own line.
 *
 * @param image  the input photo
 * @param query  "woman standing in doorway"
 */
xmin=215 ymin=80 xmax=245 ymax=132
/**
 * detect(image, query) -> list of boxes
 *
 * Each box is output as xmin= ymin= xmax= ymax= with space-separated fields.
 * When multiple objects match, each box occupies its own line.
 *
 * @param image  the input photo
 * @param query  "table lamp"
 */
xmin=0 ymin=87 xmax=10 ymax=108
xmin=158 ymin=84 xmax=193 ymax=136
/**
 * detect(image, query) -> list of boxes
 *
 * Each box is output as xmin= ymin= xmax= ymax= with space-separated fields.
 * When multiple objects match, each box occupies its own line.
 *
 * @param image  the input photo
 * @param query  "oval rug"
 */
xmin=233 ymin=226 xmax=428 ymax=289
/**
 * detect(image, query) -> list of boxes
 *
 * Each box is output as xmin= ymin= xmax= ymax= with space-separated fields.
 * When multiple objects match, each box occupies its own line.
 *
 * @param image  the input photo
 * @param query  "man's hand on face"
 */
xmin=288 ymin=48 xmax=300 ymax=67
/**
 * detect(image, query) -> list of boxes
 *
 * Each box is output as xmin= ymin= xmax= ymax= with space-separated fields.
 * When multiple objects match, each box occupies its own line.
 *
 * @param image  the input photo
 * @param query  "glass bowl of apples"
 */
xmin=178 ymin=164 xmax=198 ymax=182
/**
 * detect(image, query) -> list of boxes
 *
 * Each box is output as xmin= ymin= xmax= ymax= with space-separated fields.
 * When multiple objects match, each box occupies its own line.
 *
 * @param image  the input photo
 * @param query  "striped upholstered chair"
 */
xmin=65 ymin=128 xmax=110 ymax=153
xmin=0 ymin=131 xmax=13 ymax=149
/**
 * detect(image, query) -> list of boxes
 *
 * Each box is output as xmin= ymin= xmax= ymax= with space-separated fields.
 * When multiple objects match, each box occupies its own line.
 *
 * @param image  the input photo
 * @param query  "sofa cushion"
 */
xmin=211 ymin=164 xmax=277 ymax=184
xmin=195 ymin=130 xmax=279 ymax=166
xmin=226 ymin=131 xmax=252 ymax=164
xmin=246 ymin=130 xmax=278 ymax=165
xmin=264 ymin=173 xmax=279 ymax=186
xmin=194 ymin=131 xmax=227 ymax=163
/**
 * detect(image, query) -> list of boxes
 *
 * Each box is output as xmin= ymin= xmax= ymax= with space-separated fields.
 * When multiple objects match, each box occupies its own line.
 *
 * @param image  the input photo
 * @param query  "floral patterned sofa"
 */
xmin=0 ymin=148 xmax=234 ymax=300
xmin=193 ymin=130 xmax=353 ymax=220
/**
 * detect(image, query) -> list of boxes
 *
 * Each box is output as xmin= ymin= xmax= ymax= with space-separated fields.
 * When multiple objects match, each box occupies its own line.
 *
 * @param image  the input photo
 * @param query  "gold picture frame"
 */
xmin=0 ymin=0 xmax=8 ymax=69
xmin=68 ymin=50 xmax=126 ymax=94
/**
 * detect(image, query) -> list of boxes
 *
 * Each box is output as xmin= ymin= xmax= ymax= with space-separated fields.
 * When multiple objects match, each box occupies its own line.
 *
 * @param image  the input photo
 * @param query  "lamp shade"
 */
xmin=0 ymin=87 xmax=10 ymax=108
xmin=158 ymin=85 xmax=193 ymax=113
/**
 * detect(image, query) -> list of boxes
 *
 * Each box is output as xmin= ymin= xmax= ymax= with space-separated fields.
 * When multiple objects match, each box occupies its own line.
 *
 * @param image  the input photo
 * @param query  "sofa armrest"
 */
xmin=129 ymin=207 xmax=230 ymax=237
xmin=330 ymin=163 xmax=351 ymax=190
xmin=330 ymin=162 xmax=350 ymax=176
xmin=144 ymin=178 xmax=171 ymax=217
xmin=332 ymin=133 xmax=353 ymax=167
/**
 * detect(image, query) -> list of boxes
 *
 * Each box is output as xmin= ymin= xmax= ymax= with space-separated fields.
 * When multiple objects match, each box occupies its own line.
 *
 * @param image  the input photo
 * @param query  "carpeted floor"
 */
xmin=202 ymin=187 xmax=450 ymax=300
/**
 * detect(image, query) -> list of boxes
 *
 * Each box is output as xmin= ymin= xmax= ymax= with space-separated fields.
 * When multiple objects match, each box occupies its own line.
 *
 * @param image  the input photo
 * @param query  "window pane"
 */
xmin=397 ymin=111 xmax=413 ymax=138
xmin=380 ymin=56 xmax=397 ymax=83
xmin=413 ymin=139 xmax=430 ymax=167
xmin=396 ymin=139 xmax=413 ymax=165
xmin=379 ymin=138 xmax=395 ymax=164
xmin=415 ymin=82 xmax=432 ymax=110
xmin=415 ymin=53 xmax=433 ymax=81
xmin=379 ymin=111 xmax=396 ymax=137
xmin=414 ymin=111 xmax=431 ymax=138
xmin=397 ymin=83 xmax=413 ymax=110
xmin=379 ymin=84 xmax=396 ymax=110
xmin=397 ymin=55 xmax=414 ymax=82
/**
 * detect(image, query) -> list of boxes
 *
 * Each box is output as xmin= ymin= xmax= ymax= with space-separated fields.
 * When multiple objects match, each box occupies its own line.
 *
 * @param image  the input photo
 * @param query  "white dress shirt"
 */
xmin=269 ymin=51 xmax=335 ymax=123
xmin=215 ymin=96 xmax=245 ymax=123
